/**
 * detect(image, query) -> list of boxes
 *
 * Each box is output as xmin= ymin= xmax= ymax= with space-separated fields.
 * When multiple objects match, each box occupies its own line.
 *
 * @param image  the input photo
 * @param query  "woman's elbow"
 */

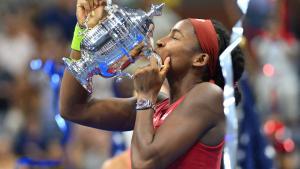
xmin=132 ymin=160 xmax=154 ymax=169
xmin=132 ymin=157 xmax=161 ymax=169
xmin=59 ymin=103 xmax=74 ymax=121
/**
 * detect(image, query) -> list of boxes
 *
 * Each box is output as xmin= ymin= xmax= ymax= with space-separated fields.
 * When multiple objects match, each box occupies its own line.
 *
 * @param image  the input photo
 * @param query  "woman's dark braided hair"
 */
xmin=210 ymin=20 xmax=245 ymax=105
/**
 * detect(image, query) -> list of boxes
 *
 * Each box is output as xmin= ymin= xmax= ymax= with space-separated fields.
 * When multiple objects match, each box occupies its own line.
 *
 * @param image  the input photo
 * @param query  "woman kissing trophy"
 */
xmin=62 ymin=0 xmax=164 ymax=93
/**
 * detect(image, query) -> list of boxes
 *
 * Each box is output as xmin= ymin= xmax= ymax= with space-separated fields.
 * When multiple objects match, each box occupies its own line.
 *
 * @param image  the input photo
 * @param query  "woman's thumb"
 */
xmin=160 ymin=57 xmax=170 ymax=77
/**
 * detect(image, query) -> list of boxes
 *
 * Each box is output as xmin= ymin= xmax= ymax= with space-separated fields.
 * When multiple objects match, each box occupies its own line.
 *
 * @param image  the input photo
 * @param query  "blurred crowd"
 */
xmin=0 ymin=0 xmax=299 ymax=169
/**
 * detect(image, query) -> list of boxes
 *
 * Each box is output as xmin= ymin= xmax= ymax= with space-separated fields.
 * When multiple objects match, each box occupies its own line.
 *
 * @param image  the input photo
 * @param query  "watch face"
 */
xmin=137 ymin=99 xmax=147 ymax=106
xmin=136 ymin=99 xmax=151 ymax=109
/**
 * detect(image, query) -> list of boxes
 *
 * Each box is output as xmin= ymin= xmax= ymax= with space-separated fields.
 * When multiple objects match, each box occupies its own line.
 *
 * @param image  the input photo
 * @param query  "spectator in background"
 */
xmin=0 ymin=6 xmax=37 ymax=77
xmin=250 ymin=3 xmax=299 ymax=123
xmin=0 ymin=0 xmax=121 ymax=168
xmin=36 ymin=0 xmax=77 ymax=41
xmin=0 ymin=69 xmax=21 ymax=169
xmin=245 ymin=0 xmax=300 ymax=168
xmin=67 ymin=125 xmax=111 ymax=169
xmin=13 ymin=70 xmax=62 ymax=160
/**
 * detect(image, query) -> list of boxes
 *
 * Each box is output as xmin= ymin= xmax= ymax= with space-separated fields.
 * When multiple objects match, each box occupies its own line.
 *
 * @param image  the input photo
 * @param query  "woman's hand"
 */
xmin=133 ymin=56 xmax=170 ymax=102
xmin=76 ymin=0 xmax=107 ymax=28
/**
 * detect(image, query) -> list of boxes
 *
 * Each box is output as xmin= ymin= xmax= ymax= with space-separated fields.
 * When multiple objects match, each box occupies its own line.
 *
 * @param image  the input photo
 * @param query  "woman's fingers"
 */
xmin=77 ymin=0 xmax=87 ymax=24
xmin=77 ymin=0 xmax=106 ymax=28
xmin=78 ymin=0 xmax=100 ymax=13
xmin=80 ymin=0 xmax=91 ymax=15
xmin=94 ymin=0 xmax=99 ymax=6
xmin=88 ymin=0 xmax=94 ymax=10
xmin=160 ymin=57 xmax=170 ymax=77
xmin=99 ymin=0 xmax=106 ymax=6
xmin=147 ymin=24 xmax=155 ymax=37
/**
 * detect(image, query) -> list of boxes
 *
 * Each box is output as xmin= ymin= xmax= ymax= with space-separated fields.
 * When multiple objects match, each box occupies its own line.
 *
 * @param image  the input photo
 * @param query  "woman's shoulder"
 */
xmin=188 ymin=82 xmax=223 ymax=101
xmin=184 ymin=82 xmax=224 ymax=115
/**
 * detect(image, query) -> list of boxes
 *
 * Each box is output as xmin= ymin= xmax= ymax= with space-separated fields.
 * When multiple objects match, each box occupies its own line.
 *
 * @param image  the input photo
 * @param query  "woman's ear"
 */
xmin=192 ymin=53 xmax=209 ymax=67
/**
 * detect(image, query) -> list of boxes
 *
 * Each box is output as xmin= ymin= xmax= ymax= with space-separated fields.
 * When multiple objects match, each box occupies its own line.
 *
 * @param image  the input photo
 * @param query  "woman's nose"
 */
xmin=156 ymin=38 xmax=165 ymax=48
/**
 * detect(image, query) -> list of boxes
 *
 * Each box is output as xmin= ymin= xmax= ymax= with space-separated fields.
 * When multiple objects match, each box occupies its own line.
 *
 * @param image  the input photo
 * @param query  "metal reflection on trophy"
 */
xmin=62 ymin=1 xmax=164 ymax=92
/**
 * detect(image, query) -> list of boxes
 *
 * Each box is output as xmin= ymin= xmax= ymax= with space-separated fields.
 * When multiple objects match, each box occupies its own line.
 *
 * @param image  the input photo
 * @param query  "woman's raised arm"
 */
xmin=59 ymin=0 xmax=137 ymax=131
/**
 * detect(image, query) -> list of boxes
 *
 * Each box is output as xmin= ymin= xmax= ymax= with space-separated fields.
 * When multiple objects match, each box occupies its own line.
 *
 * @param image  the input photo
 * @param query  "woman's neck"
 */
xmin=167 ymin=72 xmax=203 ymax=104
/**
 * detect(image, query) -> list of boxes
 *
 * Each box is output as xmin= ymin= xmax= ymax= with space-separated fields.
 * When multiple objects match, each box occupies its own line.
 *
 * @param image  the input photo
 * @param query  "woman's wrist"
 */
xmin=137 ymin=93 xmax=157 ymax=103
xmin=71 ymin=23 xmax=84 ymax=52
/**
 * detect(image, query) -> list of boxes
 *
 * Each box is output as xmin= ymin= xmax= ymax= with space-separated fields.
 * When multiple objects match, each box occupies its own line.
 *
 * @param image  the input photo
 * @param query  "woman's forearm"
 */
xmin=131 ymin=94 xmax=160 ymax=169
xmin=131 ymin=109 xmax=158 ymax=169
xmin=59 ymin=50 xmax=90 ymax=118
xmin=133 ymin=109 xmax=155 ymax=148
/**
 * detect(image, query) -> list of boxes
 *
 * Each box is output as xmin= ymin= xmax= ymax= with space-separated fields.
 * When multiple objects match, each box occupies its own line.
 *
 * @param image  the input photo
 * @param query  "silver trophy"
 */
xmin=63 ymin=1 xmax=164 ymax=93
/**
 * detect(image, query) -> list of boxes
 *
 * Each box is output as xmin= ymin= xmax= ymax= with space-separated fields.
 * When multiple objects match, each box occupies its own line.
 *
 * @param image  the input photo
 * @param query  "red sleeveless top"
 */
xmin=153 ymin=97 xmax=224 ymax=169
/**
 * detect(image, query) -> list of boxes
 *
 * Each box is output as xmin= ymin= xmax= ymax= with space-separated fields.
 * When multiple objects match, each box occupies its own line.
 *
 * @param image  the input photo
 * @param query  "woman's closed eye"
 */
xmin=172 ymin=33 xmax=180 ymax=40
xmin=172 ymin=36 xmax=178 ymax=40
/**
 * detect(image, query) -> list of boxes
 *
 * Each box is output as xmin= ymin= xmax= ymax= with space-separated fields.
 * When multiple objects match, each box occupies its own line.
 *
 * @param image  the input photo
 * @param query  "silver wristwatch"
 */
xmin=136 ymin=99 xmax=155 ymax=110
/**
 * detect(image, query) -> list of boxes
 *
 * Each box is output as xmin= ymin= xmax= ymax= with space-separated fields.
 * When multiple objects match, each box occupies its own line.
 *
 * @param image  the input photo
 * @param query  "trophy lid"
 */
xmin=147 ymin=3 xmax=165 ymax=18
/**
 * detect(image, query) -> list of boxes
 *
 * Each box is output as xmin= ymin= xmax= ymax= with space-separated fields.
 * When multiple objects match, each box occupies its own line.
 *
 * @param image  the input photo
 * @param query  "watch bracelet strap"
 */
xmin=136 ymin=99 xmax=156 ymax=111
xmin=136 ymin=104 xmax=156 ymax=111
